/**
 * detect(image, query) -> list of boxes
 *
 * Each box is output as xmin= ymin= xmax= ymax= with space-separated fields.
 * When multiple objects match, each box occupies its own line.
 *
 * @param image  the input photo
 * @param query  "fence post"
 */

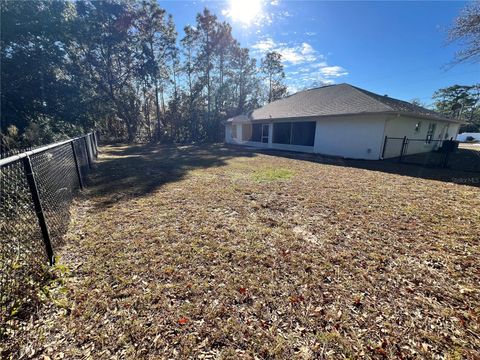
xmin=381 ymin=136 xmax=388 ymax=159
xmin=71 ymin=141 xmax=84 ymax=189
xmin=399 ymin=136 xmax=407 ymax=163
xmin=84 ymin=136 xmax=92 ymax=169
xmin=92 ymin=133 xmax=98 ymax=158
xmin=22 ymin=156 xmax=55 ymax=265
xmin=93 ymin=131 xmax=99 ymax=156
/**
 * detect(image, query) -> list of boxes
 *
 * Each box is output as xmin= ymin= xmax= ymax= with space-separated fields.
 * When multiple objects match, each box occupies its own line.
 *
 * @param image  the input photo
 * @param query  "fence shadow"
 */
xmin=88 ymin=143 xmax=257 ymax=207
xmin=243 ymin=147 xmax=480 ymax=188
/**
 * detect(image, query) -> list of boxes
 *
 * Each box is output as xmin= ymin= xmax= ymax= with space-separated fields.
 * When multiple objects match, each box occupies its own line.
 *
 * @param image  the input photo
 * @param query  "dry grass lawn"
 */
xmin=7 ymin=144 xmax=480 ymax=359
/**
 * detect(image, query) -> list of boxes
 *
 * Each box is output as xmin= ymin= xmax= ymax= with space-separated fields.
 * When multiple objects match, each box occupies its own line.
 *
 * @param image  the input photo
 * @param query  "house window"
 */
xmin=415 ymin=122 xmax=421 ymax=132
xmin=242 ymin=124 xmax=252 ymax=141
xmin=425 ymin=123 xmax=436 ymax=144
xmin=251 ymin=124 xmax=262 ymax=142
xmin=273 ymin=121 xmax=316 ymax=146
xmin=231 ymin=124 xmax=237 ymax=139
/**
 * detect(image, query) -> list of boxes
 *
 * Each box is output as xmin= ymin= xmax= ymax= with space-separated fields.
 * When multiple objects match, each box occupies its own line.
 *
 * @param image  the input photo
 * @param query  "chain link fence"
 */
xmin=382 ymin=136 xmax=480 ymax=172
xmin=0 ymin=132 xmax=98 ymax=338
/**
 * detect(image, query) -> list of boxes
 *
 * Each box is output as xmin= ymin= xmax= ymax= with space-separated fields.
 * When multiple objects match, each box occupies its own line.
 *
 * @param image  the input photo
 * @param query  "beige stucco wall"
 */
xmin=314 ymin=115 xmax=386 ymax=160
xmin=383 ymin=115 xmax=460 ymax=158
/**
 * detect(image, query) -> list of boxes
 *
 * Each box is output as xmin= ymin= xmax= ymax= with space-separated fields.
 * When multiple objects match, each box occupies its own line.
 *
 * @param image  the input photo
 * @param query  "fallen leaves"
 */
xmin=178 ymin=318 xmax=189 ymax=325
xmin=238 ymin=287 xmax=247 ymax=295
xmin=4 ymin=144 xmax=479 ymax=359
xmin=289 ymin=295 xmax=304 ymax=304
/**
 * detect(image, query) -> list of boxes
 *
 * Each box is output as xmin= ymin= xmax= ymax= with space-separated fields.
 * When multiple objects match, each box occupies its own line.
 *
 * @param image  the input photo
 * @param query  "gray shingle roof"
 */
xmin=237 ymin=83 xmax=461 ymax=123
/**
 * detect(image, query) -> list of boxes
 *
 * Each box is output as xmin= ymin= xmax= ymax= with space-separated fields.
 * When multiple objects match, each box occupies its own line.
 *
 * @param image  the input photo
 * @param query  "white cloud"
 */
xmin=250 ymin=37 xmax=348 ymax=92
xmin=270 ymin=0 xmax=279 ymax=5
xmin=319 ymin=66 xmax=349 ymax=77
xmin=305 ymin=32 xmax=317 ymax=36
xmin=251 ymin=39 xmax=318 ymax=65
xmin=251 ymin=37 xmax=277 ymax=52
xmin=286 ymin=62 xmax=348 ymax=93
xmin=300 ymin=43 xmax=314 ymax=55
xmin=309 ymin=61 xmax=328 ymax=69
xmin=278 ymin=43 xmax=317 ymax=64
xmin=287 ymin=84 xmax=299 ymax=94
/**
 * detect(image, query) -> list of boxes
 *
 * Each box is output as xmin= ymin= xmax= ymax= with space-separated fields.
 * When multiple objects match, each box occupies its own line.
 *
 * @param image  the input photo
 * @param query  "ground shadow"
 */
xmin=89 ymin=143 xmax=479 ymax=208
xmin=87 ymin=143 xmax=257 ymax=207
xmin=235 ymin=146 xmax=480 ymax=188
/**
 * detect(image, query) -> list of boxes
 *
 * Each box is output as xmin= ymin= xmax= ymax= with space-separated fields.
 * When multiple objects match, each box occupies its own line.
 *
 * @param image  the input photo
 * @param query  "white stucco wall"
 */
xmin=225 ymin=124 xmax=232 ymax=143
xmin=225 ymin=123 xmax=244 ymax=145
xmin=383 ymin=115 xmax=460 ymax=158
xmin=314 ymin=115 xmax=386 ymax=160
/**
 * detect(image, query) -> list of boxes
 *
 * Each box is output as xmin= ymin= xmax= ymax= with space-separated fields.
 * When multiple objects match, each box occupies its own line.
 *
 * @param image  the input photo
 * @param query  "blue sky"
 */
xmin=161 ymin=0 xmax=479 ymax=106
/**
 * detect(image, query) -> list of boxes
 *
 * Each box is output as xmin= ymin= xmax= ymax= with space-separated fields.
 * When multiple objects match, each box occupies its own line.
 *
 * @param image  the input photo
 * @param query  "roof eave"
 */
xmin=246 ymin=111 xmax=465 ymax=124
xmin=392 ymin=111 xmax=466 ymax=124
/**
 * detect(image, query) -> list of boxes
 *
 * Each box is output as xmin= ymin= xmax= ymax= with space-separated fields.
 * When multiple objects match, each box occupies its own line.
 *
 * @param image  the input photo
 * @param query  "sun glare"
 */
xmin=226 ymin=0 xmax=263 ymax=26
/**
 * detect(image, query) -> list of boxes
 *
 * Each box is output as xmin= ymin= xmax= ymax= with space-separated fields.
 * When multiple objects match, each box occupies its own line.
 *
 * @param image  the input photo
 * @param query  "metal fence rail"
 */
xmin=382 ymin=136 xmax=480 ymax=172
xmin=0 ymin=132 xmax=98 ymax=335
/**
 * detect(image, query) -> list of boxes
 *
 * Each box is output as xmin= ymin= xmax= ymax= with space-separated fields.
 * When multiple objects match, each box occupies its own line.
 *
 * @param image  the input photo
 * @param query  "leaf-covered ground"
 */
xmin=6 ymin=144 xmax=480 ymax=359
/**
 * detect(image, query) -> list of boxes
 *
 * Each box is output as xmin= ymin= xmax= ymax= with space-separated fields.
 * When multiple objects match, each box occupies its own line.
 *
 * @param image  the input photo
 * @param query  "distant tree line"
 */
xmin=1 ymin=0 xmax=479 ymax=152
xmin=0 ymin=0 xmax=287 ymax=151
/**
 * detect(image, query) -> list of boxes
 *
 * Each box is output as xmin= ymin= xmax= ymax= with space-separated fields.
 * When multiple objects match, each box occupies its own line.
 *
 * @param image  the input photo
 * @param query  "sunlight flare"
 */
xmin=224 ymin=0 xmax=264 ymax=26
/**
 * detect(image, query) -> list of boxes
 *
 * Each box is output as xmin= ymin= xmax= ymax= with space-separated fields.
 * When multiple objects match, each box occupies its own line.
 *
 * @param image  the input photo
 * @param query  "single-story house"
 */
xmin=224 ymin=83 xmax=463 ymax=160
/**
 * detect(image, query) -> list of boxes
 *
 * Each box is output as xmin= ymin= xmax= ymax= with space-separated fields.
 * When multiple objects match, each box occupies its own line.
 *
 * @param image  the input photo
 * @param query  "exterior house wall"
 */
xmin=225 ymin=115 xmax=386 ymax=159
xmin=226 ymin=123 xmax=244 ymax=145
xmin=225 ymin=124 xmax=232 ymax=143
xmin=225 ymin=114 xmax=460 ymax=160
xmin=313 ymin=115 xmax=386 ymax=160
xmin=383 ymin=115 xmax=460 ymax=158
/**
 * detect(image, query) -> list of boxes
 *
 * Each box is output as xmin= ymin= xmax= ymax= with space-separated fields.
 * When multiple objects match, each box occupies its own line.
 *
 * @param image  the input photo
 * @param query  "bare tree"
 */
xmin=448 ymin=2 xmax=480 ymax=63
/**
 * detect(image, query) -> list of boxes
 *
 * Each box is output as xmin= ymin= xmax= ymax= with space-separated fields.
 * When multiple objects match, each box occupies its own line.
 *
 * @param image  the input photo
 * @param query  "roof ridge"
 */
xmin=348 ymin=84 xmax=441 ymax=115
xmin=345 ymin=84 xmax=395 ymax=112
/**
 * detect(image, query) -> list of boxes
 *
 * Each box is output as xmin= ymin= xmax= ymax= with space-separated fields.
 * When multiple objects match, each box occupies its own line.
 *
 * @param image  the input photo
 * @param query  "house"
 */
xmin=224 ymin=83 xmax=463 ymax=160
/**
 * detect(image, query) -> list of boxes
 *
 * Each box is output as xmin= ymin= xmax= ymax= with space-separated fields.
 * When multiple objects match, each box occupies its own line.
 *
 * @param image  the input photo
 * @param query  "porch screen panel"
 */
xmin=291 ymin=121 xmax=316 ymax=146
xmin=251 ymin=124 xmax=262 ymax=142
xmin=273 ymin=122 xmax=291 ymax=144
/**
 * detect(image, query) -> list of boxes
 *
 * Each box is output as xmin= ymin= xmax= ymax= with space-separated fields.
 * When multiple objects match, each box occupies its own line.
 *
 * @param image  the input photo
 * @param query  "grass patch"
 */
xmin=252 ymin=167 xmax=294 ymax=182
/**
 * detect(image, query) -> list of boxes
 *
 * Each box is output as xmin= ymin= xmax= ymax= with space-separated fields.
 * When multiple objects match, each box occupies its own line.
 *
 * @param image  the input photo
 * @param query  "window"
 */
xmin=231 ymin=124 xmax=237 ymax=139
xmin=426 ymin=123 xmax=436 ymax=144
xmin=242 ymin=124 xmax=252 ymax=141
xmin=273 ymin=122 xmax=291 ymax=144
xmin=415 ymin=122 xmax=421 ymax=132
xmin=251 ymin=124 xmax=262 ymax=142
xmin=272 ymin=121 xmax=316 ymax=146
xmin=291 ymin=122 xmax=316 ymax=146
